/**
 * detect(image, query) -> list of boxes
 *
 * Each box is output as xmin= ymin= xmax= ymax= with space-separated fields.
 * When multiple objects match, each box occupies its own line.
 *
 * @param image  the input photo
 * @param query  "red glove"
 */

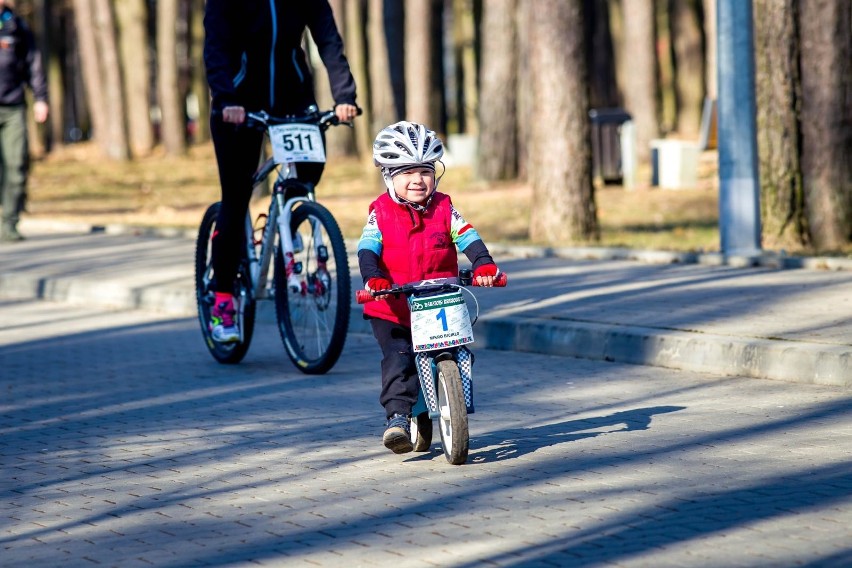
xmin=367 ymin=277 xmax=392 ymax=292
xmin=473 ymin=264 xmax=498 ymax=280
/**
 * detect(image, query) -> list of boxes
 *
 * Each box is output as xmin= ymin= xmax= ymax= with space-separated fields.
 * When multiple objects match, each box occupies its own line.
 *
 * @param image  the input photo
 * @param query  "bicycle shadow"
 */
xmin=455 ymin=405 xmax=686 ymax=463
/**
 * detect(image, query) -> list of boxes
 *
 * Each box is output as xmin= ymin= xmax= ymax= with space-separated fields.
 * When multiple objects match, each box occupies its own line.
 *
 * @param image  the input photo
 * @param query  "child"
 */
xmin=358 ymin=121 xmax=500 ymax=454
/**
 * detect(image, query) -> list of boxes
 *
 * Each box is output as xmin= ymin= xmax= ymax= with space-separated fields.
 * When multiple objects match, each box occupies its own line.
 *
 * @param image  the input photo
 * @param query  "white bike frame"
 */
xmin=244 ymin=151 xmax=326 ymax=303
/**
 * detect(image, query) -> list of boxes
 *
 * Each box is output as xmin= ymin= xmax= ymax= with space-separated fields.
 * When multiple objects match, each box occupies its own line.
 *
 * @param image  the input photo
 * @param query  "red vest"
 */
xmin=364 ymin=192 xmax=459 ymax=326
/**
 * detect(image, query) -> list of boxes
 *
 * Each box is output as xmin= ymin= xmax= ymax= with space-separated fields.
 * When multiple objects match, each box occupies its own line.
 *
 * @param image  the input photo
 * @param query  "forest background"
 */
xmin=12 ymin=0 xmax=852 ymax=256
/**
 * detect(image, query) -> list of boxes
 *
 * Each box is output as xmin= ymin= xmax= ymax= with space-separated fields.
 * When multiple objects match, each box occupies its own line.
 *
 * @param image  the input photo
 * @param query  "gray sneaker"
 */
xmin=383 ymin=413 xmax=414 ymax=454
xmin=0 ymin=225 xmax=24 ymax=242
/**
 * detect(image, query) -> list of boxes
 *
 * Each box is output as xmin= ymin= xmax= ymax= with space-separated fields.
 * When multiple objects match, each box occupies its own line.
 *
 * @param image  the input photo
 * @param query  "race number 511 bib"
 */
xmin=409 ymin=291 xmax=474 ymax=352
xmin=268 ymin=124 xmax=326 ymax=164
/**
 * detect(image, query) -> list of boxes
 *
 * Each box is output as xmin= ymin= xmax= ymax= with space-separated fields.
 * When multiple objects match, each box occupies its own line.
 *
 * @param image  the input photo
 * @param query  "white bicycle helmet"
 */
xmin=373 ymin=121 xmax=445 ymax=209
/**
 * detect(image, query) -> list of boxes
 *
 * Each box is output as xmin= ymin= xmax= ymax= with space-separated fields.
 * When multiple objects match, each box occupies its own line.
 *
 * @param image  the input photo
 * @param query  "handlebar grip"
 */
xmin=356 ymin=289 xmax=375 ymax=304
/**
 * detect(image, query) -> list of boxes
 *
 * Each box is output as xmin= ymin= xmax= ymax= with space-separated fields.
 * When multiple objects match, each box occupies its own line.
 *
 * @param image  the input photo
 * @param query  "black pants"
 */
xmin=370 ymin=318 xmax=420 ymax=419
xmin=209 ymin=115 xmax=324 ymax=293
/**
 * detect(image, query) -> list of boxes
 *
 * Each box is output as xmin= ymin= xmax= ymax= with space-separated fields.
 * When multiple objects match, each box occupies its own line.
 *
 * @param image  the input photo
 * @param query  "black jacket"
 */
xmin=203 ymin=0 xmax=356 ymax=113
xmin=0 ymin=7 xmax=47 ymax=106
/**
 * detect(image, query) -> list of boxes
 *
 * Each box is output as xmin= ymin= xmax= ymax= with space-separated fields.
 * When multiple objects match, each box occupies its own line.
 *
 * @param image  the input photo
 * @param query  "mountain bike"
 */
xmin=196 ymin=106 xmax=358 ymax=373
xmin=357 ymin=269 xmax=508 ymax=465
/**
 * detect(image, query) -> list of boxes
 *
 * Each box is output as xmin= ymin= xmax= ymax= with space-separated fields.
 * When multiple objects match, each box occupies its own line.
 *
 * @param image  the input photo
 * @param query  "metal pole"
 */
xmin=717 ymin=0 xmax=762 ymax=257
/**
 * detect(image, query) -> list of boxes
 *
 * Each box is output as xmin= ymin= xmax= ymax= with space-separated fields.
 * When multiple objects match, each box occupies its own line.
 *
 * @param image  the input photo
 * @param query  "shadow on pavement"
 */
xmin=2 ymin=310 xmax=850 ymax=566
xmin=465 ymin=406 xmax=686 ymax=463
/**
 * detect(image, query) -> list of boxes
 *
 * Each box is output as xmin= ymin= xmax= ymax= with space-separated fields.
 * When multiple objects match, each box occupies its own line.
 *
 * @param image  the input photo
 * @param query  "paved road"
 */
xmin=1 ymin=229 xmax=850 ymax=386
xmin=2 ymin=299 xmax=850 ymax=567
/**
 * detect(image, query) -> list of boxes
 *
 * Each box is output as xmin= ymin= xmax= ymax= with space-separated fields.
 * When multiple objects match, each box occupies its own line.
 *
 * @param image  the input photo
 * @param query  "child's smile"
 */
xmin=392 ymin=167 xmax=436 ymax=205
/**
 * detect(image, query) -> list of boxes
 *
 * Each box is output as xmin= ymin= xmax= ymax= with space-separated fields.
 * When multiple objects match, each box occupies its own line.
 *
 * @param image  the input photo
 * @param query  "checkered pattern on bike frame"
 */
xmin=457 ymin=346 xmax=474 ymax=414
xmin=415 ymin=353 xmax=438 ymax=416
xmin=415 ymin=347 xmax=475 ymax=417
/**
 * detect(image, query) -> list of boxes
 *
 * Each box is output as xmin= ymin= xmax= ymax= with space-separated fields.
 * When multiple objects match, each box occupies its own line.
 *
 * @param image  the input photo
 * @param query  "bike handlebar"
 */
xmin=356 ymin=272 xmax=507 ymax=304
xmin=212 ymin=106 xmax=363 ymax=131
xmin=243 ymin=107 xmax=362 ymax=131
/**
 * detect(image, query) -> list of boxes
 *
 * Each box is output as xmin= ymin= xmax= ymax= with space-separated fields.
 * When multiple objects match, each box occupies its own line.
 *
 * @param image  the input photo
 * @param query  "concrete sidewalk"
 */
xmin=2 ymin=222 xmax=850 ymax=387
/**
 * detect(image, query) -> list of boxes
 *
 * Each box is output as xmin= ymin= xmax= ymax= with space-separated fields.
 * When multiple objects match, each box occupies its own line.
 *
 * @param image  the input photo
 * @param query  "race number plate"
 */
xmin=268 ymin=124 xmax=326 ymax=163
xmin=409 ymin=291 xmax=474 ymax=352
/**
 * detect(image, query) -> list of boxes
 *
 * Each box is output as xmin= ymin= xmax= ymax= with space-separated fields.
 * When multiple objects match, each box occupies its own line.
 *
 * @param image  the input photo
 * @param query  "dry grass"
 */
xmin=27 ymin=141 xmax=725 ymax=252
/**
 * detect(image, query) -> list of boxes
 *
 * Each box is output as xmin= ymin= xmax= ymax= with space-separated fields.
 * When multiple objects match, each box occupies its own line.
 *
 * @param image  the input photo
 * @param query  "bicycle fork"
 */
xmin=246 ymin=189 xmax=330 ymax=301
xmin=413 ymin=347 xmax=476 ymax=418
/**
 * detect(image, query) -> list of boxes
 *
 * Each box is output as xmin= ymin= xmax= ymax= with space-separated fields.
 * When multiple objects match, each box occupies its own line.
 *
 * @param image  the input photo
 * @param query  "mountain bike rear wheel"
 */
xmin=436 ymin=359 xmax=469 ymax=465
xmin=195 ymin=202 xmax=256 ymax=364
xmin=274 ymin=201 xmax=350 ymax=374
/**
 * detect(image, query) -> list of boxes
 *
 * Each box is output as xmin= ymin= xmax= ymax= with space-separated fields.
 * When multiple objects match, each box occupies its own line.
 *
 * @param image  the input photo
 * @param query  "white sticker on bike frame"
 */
xmin=268 ymin=124 xmax=326 ymax=164
xmin=409 ymin=291 xmax=474 ymax=352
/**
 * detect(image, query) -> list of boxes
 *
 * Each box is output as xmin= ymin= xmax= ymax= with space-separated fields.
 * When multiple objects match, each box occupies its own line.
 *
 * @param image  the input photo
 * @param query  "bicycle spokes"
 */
xmin=274 ymin=201 xmax=350 ymax=374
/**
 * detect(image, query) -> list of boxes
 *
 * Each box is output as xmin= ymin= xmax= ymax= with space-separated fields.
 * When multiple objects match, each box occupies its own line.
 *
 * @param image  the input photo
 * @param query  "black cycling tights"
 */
xmin=209 ymin=116 xmax=323 ymax=293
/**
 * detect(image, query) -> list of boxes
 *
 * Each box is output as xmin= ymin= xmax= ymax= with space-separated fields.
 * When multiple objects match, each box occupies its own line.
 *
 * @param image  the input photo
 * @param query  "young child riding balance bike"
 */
xmin=357 ymin=121 xmax=501 ymax=454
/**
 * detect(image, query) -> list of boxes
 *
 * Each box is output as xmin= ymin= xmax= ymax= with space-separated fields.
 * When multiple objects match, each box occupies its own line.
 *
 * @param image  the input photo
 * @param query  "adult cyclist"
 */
xmin=203 ymin=1 xmax=358 ymax=343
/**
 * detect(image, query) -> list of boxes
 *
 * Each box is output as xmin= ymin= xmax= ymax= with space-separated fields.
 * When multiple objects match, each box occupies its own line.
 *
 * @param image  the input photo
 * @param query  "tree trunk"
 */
xmin=73 ymin=0 xmax=128 ymax=159
xmin=453 ymin=0 xmax=478 ymax=135
xmin=93 ymin=0 xmax=129 ymax=159
xmin=115 ymin=0 xmax=153 ymax=157
xmin=316 ymin=0 xmax=356 ymax=158
xmin=754 ymin=0 xmax=808 ymax=249
xmin=385 ymin=0 xmax=406 ymax=118
xmin=527 ymin=0 xmax=598 ymax=243
xmin=404 ymin=0 xmax=434 ymax=126
xmin=368 ymin=0 xmax=398 ymax=134
xmin=620 ymin=0 xmax=657 ymax=163
xmin=798 ymin=0 xmax=852 ymax=249
xmin=656 ymin=2 xmax=676 ymax=133
xmin=430 ymin=0 xmax=446 ymax=134
xmin=585 ymin=0 xmax=621 ymax=109
xmin=477 ymin=0 xmax=517 ymax=180
xmin=71 ymin=0 xmax=105 ymax=151
xmin=346 ymin=0 xmax=371 ymax=159
xmin=515 ymin=0 xmax=532 ymax=180
xmin=671 ymin=0 xmax=705 ymax=137
xmin=189 ymin=0 xmax=209 ymax=143
xmin=157 ymin=0 xmax=186 ymax=155
xmin=44 ymin=0 xmax=66 ymax=148
xmin=26 ymin=0 xmax=48 ymax=156
xmin=608 ymin=0 xmax=625 ymax=105
xmin=703 ymin=0 xmax=717 ymax=99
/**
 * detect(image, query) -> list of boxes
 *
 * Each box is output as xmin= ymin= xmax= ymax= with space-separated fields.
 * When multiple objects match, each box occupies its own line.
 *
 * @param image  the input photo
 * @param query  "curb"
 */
xmin=488 ymin=244 xmax=852 ymax=272
xmin=3 ymin=271 xmax=849 ymax=388
xmin=19 ymin=219 xmax=852 ymax=272
xmin=474 ymin=315 xmax=850 ymax=388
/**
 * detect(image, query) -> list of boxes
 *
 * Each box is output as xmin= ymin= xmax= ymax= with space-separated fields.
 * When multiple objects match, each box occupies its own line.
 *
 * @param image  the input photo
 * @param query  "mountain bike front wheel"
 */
xmin=273 ymin=201 xmax=350 ymax=374
xmin=195 ymin=202 xmax=256 ymax=364
xmin=436 ymin=359 xmax=469 ymax=465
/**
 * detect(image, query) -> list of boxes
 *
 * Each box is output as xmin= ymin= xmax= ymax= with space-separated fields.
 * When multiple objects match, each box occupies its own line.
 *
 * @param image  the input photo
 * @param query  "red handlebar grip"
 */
xmin=356 ymin=289 xmax=375 ymax=304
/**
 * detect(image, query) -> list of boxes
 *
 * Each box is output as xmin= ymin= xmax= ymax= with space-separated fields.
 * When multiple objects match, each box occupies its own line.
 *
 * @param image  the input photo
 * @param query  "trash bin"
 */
xmin=589 ymin=108 xmax=632 ymax=184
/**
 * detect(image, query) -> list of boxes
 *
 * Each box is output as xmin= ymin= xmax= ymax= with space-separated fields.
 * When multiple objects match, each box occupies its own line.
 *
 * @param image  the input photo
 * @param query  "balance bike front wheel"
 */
xmin=436 ymin=359 xmax=469 ymax=464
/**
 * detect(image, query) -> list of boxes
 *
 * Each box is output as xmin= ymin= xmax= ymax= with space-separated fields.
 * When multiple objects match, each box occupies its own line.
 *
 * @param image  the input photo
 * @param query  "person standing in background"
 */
xmin=0 ymin=0 xmax=48 ymax=243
